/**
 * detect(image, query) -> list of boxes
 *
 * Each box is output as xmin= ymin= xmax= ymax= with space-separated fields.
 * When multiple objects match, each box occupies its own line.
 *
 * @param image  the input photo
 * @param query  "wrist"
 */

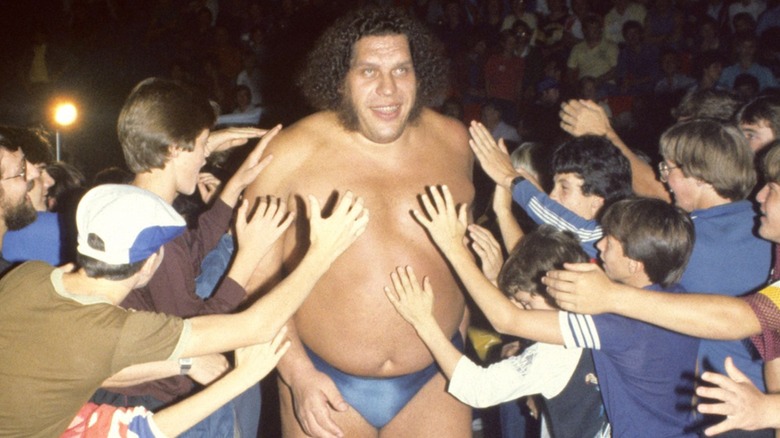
xmin=178 ymin=357 xmax=192 ymax=375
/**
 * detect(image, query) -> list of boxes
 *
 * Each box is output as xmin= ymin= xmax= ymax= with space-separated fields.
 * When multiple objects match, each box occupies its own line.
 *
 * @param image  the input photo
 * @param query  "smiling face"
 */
xmin=549 ymin=172 xmax=604 ymax=220
xmin=662 ymin=159 xmax=702 ymax=212
xmin=341 ymin=34 xmax=417 ymax=144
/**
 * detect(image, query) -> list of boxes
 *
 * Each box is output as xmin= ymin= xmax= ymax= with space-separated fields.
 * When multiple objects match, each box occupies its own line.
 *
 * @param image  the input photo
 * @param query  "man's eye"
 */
xmin=362 ymin=68 xmax=375 ymax=76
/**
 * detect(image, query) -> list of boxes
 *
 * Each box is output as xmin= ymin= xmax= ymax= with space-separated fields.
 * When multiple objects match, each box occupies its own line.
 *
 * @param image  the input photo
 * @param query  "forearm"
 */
xmin=610 ymin=287 xmax=761 ymax=340
xmin=414 ymin=318 xmax=466 ymax=379
xmin=153 ymin=367 xmax=252 ymax=437
xmin=275 ymin=320 xmax=316 ymax=386
xmin=444 ymin=247 xmax=557 ymax=343
xmin=186 ymin=250 xmax=331 ymax=356
xmin=495 ymin=206 xmax=524 ymax=251
xmin=604 ymin=130 xmax=669 ymax=201
xmin=101 ymin=361 xmax=179 ymax=388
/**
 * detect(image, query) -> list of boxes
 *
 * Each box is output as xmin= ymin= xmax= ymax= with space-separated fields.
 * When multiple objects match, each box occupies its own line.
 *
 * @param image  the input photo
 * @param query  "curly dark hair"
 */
xmin=297 ymin=6 xmax=449 ymax=127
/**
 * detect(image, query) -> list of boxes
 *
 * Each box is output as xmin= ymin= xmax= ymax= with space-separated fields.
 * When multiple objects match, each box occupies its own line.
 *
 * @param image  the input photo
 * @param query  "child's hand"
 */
xmin=412 ymin=185 xmax=468 ymax=256
xmin=308 ymin=191 xmax=369 ymax=261
xmin=207 ymin=127 xmax=268 ymax=154
xmin=468 ymin=121 xmax=518 ymax=189
xmin=197 ymin=172 xmax=222 ymax=204
xmin=385 ymin=266 xmax=436 ymax=329
xmin=222 ymin=125 xmax=282 ymax=203
xmin=234 ymin=196 xmax=294 ymax=262
xmin=234 ymin=326 xmax=290 ymax=383
xmin=468 ymin=224 xmax=503 ymax=284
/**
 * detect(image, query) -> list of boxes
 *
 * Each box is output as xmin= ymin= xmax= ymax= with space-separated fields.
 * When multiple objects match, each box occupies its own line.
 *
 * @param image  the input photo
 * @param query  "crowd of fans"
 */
xmin=2 ymin=0 xmax=780 ymax=437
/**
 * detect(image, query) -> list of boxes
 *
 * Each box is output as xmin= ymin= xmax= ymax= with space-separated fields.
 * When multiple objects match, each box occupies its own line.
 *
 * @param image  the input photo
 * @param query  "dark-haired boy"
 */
xmin=98 ymin=77 xmax=280 ymax=435
xmin=386 ymin=225 xmax=610 ymax=438
xmin=470 ymin=122 xmax=632 ymax=257
xmin=401 ymin=187 xmax=699 ymax=437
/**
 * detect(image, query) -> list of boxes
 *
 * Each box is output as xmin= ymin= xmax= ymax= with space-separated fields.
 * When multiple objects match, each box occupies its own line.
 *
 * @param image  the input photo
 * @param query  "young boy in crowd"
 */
xmin=96 ymin=77 xmax=280 ymax=435
xmin=386 ymin=225 xmax=610 ymax=438
xmin=737 ymin=95 xmax=780 ymax=152
xmin=545 ymin=141 xmax=780 ymax=436
xmin=0 ymin=183 xmax=368 ymax=436
xmin=394 ymin=186 xmax=698 ymax=437
xmin=470 ymin=121 xmax=632 ymax=258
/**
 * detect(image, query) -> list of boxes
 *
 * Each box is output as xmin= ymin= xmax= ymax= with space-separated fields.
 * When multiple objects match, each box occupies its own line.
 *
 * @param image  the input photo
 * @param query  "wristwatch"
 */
xmin=178 ymin=357 xmax=193 ymax=375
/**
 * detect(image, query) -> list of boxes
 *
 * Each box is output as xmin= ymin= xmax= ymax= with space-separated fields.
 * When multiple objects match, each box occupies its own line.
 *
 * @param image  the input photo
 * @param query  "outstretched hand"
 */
xmin=543 ymin=262 xmax=616 ymax=314
xmin=234 ymin=326 xmax=291 ymax=384
xmin=468 ymin=224 xmax=503 ymax=284
xmin=468 ymin=121 xmax=520 ymax=189
xmin=559 ymin=100 xmax=611 ymax=138
xmin=412 ymin=185 xmax=469 ymax=256
xmin=385 ymin=266 xmax=436 ymax=330
xmin=234 ymin=196 xmax=295 ymax=262
xmin=308 ymin=191 xmax=369 ymax=260
xmin=221 ymin=125 xmax=282 ymax=205
xmin=696 ymin=357 xmax=774 ymax=436
xmin=207 ymin=127 xmax=268 ymax=154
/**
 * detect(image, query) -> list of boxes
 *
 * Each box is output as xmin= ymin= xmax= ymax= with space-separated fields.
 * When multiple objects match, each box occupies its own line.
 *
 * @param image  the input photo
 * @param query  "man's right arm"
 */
xmin=544 ymin=262 xmax=762 ymax=340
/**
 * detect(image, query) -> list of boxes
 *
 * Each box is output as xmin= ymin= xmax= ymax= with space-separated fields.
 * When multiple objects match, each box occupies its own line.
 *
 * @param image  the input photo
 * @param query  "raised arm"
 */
xmin=468 ymin=122 xmax=542 ymax=191
xmin=544 ymin=263 xmax=762 ymax=340
xmin=492 ymin=184 xmax=524 ymax=252
xmin=414 ymin=185 xmax=562 ymax=345
xmin=559 ymin=100 xmax=669 ymax=201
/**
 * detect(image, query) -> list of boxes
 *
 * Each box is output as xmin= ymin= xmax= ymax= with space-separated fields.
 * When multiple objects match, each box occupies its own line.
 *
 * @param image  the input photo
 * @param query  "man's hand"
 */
xmin=468 ymin=224 xmax=503 ymax=284
xmin=468 ymin=121 xmax=521 ymax=189
xmin=307 ymin=191 xmax=369 ymax=260
xmin=188 ymin=353 xmax=230 ymax=385
xmin=559 ymin=100 xmax=611 ymax=138
xmin=234 ymin=326 xmax=291 ymax=383
xmin=197 ymin=172 xmax=222 ymax=205
xmin=697 ymin=357 xmax=775 ymax=436
xmin=412 ymin=185 xmax=469 ymax=256
xmin=543 ymin=263 xmax=617 ymax=314
xmin=206 ymin=127 xmax=269 ymax=154
xmin=234 ymin=196 xmax=295 ymax=263
xmin=289 ymin=369 xmax=349 ymax=438
xmin=385 ymin=266 xmax=437 ymax=330
xmin=221 ymin=125 xmax=282 ymax=205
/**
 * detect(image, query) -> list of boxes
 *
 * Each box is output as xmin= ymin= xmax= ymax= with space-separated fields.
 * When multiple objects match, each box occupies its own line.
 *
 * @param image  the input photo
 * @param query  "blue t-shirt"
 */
xmin=681 ymin=201 xmax=771 ymax=391
xmin=560 ymin=284 xmax=699 ymax=438
xmin=2 ymin=211 xmax=63 ymax=265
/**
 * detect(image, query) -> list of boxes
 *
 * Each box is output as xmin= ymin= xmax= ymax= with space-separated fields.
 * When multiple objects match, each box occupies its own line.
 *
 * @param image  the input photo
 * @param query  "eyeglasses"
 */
xmin=1 ymin=163 xmax=26 ymax=182
xmin=1 ymin=153 xmax=28 ymax=182
xmin=658 ymin=161 xmax=679 ymax=183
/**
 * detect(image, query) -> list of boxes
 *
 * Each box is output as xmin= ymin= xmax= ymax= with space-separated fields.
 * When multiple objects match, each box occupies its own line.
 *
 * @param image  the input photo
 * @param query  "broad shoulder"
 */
xmin=413 ymin=108 xmax=471 ymax=153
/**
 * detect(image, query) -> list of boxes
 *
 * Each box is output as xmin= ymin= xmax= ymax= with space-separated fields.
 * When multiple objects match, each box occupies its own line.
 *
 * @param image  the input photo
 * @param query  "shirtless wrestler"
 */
xmin=244 ymin=6 xmax=474 ymax=438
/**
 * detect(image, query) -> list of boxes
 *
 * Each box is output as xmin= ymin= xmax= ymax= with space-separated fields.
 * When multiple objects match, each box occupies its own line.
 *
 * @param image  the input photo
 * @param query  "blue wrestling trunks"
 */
xmin=304 ymin=334 xmax=465 ymax=429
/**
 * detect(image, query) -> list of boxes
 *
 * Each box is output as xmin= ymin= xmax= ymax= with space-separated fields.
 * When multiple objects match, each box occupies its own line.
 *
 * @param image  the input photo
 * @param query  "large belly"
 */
xmin=293 ymin=223 xmax=466 ymax=377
